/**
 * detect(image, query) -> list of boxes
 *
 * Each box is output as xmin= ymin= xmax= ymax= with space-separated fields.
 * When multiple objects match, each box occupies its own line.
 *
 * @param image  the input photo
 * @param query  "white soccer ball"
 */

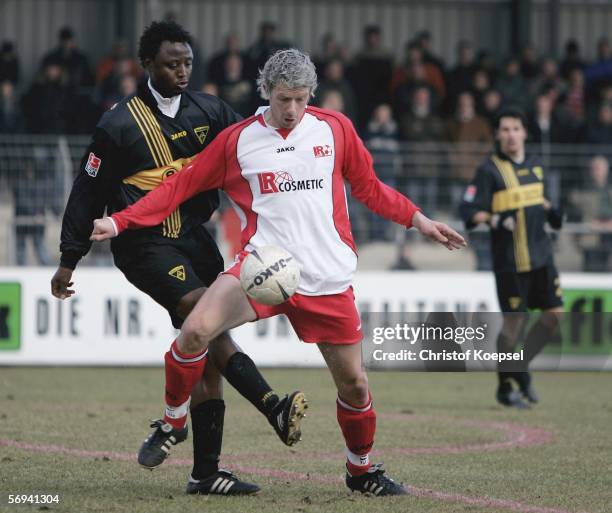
xmin=239 ymin=246 xmax=300 ymax=305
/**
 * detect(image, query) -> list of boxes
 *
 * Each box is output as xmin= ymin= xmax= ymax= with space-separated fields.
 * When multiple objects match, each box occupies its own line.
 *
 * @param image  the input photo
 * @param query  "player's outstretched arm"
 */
xmin=412 ymin=211 xmax=467 ymax=251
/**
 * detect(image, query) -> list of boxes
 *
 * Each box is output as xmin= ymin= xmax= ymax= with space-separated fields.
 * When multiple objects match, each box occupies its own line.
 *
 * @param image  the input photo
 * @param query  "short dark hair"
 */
xmin=138 ymin=21 xmax=192 ymax=66
xmin=494 ymin=106 xmax=528 ymax=129
xmin=59 ymin=26 xmax=74 ymax=42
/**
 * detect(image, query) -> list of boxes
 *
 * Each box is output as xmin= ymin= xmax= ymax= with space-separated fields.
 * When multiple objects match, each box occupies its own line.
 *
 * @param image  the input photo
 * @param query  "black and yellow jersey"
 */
xmin=459 ymin=151 xmax=553 ymax=273
xmin=60 ymin=82 xmax=241 ymax=269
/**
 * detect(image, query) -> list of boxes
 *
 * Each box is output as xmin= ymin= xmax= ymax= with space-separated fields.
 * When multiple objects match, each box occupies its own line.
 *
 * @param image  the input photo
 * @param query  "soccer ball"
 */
xmin=239 ymin=246 xmax=300 ymax=305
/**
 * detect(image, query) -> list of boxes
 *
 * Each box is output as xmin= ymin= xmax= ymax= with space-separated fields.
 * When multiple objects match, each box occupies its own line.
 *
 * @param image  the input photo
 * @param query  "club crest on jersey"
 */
xmin=257 ymin=171 xmax=324 ymax=194
xmin=194 ymin=125 xmax=209 ymax=145
xmin=313 ymin=145 xmax=333 ymax=158
xmin=85 ymin=152 xmax=101 ymax=177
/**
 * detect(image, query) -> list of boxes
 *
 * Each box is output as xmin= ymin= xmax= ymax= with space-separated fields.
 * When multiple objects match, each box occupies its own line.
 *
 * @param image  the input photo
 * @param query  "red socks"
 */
xmin=163 ymin=340 xmax=207 ymax=429
xmin=336 ymin=393 xmax=376 ymax=476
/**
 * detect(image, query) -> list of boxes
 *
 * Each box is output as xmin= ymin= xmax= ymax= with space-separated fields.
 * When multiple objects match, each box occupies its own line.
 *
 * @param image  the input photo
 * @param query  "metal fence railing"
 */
xmin=1 ymin=136 xmax=611 ymax=271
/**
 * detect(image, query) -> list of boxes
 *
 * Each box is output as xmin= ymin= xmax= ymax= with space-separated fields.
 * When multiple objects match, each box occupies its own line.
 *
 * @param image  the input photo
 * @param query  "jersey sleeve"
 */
xmin=111 ymin=125 xmax=231 ymax=233
xmin=59 ymin=127 xmax=119 ymax=269
xmin=339 ymin=114 xmax=420 ymax=228
xmin=458 ymin=164 xmax=494 ymax=230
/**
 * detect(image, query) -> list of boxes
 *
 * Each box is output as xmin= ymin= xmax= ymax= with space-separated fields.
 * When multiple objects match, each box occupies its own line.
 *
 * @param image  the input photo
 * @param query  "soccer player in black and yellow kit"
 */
xmin=460 ymin=107 xmax=564 ymax=409
xmin=50 ymin=21 xmax=306 ymax=495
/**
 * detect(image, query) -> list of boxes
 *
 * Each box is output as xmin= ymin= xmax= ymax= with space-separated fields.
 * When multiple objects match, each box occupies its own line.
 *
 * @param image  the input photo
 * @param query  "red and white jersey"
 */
xmin=112 ymin=106 xmax=420 ymax=295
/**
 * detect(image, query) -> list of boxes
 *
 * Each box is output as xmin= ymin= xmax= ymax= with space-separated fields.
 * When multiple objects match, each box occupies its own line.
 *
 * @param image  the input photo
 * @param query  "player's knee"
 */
xmin=179 ymin=317 xmax=214 ymax=354
xmin=339 ymin=373 xmax=369 ymax=405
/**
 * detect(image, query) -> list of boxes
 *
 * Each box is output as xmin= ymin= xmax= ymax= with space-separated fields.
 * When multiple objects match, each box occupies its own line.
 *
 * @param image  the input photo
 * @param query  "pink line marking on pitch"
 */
xmin=222 ymin=415 xmax=554 ymax=462
xmin=1 ymin=418 xmax=580 ymax=513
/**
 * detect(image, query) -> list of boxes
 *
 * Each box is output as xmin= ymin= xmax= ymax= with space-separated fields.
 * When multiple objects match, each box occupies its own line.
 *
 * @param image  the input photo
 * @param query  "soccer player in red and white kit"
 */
xmin=91 ymin=49 xmax=466 ymax=496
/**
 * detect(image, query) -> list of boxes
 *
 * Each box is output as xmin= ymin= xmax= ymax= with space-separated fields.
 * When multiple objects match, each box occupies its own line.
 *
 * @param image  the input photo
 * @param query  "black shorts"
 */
xmin=112 ymin=226 xmax=224 ymax=328
xmin=495 ymin=261 xmax=563 ymax=312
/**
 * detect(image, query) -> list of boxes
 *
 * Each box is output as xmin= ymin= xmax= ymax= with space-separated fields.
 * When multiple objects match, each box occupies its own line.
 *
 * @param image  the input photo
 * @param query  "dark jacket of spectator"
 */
xmin=0 ymin=41 xmax=19 ymax=84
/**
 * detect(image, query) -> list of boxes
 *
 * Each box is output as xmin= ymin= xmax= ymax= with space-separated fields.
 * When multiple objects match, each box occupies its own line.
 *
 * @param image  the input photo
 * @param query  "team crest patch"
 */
xmin=194 ymin=125 xmax=209 ymax=145
xmin=463 ymin=185 xmax=477 ymax=202
xmin=169 ymin=265 xmax=186 ymax=281
xmin=508 ymin=296 xmax=521 ymax=310
xmin=85 ymin=152 xmax=102 ymax=177
xmin=533 ymin=166 xmax=543 ymax=180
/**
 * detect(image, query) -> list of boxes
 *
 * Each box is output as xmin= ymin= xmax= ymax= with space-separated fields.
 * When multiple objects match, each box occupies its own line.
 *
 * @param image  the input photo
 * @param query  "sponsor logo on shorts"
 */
xmin=169 ymin=265 xmax=186 ymax=281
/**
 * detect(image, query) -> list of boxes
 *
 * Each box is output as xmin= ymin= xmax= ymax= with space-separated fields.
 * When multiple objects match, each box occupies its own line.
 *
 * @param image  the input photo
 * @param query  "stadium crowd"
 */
xmin=2 ymin=22 xmax=612 ymax=146
xmin=2 ymin=21 xmax=612 ymax=271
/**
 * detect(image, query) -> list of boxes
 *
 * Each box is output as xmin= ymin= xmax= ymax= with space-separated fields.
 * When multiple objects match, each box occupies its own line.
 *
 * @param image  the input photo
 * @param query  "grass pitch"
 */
xmin=1 ymin=368 xmax=611 ymax=513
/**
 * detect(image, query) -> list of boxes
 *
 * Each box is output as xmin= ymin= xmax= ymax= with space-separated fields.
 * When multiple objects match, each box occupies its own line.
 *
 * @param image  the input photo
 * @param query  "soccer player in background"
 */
xmin=51 ymin=21 xmax=307 ymax=495
xmin=460 ymin=107 xmax=564 ymax=409
xmin=90 ymin=48 xmax=466 ymax=496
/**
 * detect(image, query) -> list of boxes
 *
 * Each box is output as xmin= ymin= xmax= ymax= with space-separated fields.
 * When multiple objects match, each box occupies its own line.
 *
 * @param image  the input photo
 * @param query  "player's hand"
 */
xmin=90 ymin=217 xmax=117 ymax=241
xmin=490 ymin=211 xmax=516 ymax=232
xmin=51 ymin=266 xmax=75 ymax=299
xmin=412 ymin=211 xmax=467 ymax=250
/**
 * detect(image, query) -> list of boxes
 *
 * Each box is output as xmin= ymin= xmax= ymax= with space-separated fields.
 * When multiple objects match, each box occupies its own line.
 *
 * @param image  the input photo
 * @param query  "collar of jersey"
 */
xmin=256 ymin=105 xmax=307 ymax=140
xmin=147 ymin=79 xmax=181 ymax=118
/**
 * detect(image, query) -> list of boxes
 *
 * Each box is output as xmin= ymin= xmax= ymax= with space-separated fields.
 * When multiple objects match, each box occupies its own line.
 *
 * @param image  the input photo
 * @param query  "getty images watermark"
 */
xmin=370 ymin=322 xmax=523 ymax=364
xmin=359 ymin=312 xmax=612 ymax=372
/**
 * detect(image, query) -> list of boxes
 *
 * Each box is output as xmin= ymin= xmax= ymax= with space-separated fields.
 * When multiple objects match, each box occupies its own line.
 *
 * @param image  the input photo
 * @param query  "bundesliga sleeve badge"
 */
xmin=463 ymin=185 xmax=477 ymax=202
xmin=85 ymin=152 xmax=102 ymax=177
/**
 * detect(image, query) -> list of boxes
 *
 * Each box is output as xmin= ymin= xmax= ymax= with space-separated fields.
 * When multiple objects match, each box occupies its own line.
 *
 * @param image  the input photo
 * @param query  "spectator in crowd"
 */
xmin=246 ymin=21 xmax=291 ymax=81
xmin=586 ymin=101 xmax=612 ymax=145
xmin=571 ymin=155 xmax=612 ymax=271
xmin=528 ymin=91 xmax=571 ymax=144
xmin=520 ymin=45 xmax=540 ymax=82
xmin=208 ymin=33 xmax=251 ymax=86
xmin=391 ymin=42 xmax=445 ymax=102
xmin=446 ymin=91 xmax=493 ymax=182
xmin=496 ymin=56 xmax=529 ymax=111
xmin=560 ymin=39 xmax=584 ymax=80
xmin=315 ymin=58 xmax=357 ymax=122
xmin=476 ymin=50 xmax=498 ymax=84
xmin=530 ymin=57 xmax=565 ymax=98
xmin=481 ymin=88 xmax=503 ymax=129
xmin=201 ymin=81 xmax=219 ymax=96
xmin=12 ymin=163 xmax=51 ymax=266
xmin=415 ymin=30 xmax=445 ymax=74
xmin=117 ymin=74 xmax=137 ymax=100
xmin=312 ymin=32 xmax=349 ymax=73
xmin=447 ymin=40 xmax=477 ymax=105
xmin=584 ymin=36 xmax=612 ymax=104
xmin=216 ymin=52 xmax=256 ymax=118
xmin=0 ymin=80 xmax=24 ymax=133
xmin=348 ymin=25 xmax=393 ymax=128
xmin=318 ymin=89 xmax=345 ymax=113
xmin=21 ymin=62 xmax=72 ymax=134
xmin=95 ymin=39 xmax=141 ymax=86
xmin=562 ymin=67 xmax=586 ymax=125
xmin=398 ymin=85 xmax=445 ymax=142
xmin=362 ymin=104 xmax=402 ymax=241
xmin=393 ymin=60 xmax=439 ymax=119
xmin=41 ymin=26 xmax=93 ymax=90
xmin=97 ymin=57 xmax=141 ymax=110
xmin=0 ymin=41 xmax=19 ymax=85
xmin=471 ymin=68 xmax=491 ymax=114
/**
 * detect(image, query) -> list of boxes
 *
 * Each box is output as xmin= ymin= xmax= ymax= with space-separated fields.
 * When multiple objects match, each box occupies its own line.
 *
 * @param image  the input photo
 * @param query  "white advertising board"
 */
xmin=0 ymin=268 xmax=611 ymax=367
